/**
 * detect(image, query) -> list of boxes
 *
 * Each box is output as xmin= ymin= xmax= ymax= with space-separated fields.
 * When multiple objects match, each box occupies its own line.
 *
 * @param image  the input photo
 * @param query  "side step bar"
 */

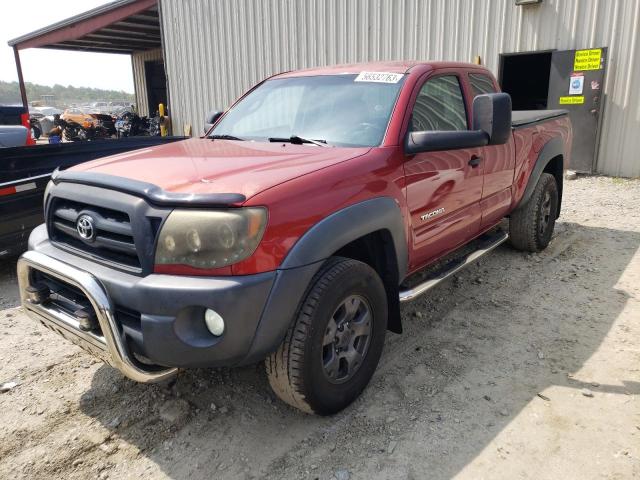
xmin=399 ymin=230 xmax=509 ymax=303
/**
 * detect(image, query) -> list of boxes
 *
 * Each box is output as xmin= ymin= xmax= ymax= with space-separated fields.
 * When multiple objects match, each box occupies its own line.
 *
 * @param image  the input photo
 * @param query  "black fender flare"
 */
xmin=240 ymin=197 xmax=408 ymax=363
xmin=280 ymin=196 xmax=408 ymax=277
xmin=515 ymin=136 xmax=565 ymax=214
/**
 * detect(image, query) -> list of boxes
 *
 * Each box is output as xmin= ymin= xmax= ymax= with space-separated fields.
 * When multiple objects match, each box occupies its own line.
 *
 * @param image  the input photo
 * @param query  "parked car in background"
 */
xmin=31 ymin=106 xmax=62 ymax=117
xmin=61 ymin=107 xmax=97 ymax=126
xmin=17 ymin=61 xmax=572 ymax=415
xmin=108 ymin=101 xmax=132 ymax=115
xmin=89 ymin=101 xmax=109 ymax=114
xmin=0 ymin=105 xmax=34 ymax=146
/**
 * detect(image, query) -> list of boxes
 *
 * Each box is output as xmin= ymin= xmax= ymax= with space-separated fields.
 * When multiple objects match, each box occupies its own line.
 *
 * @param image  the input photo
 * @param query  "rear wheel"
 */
xmin=509 ymin=172 xmax=559 ymax=252
xmin=266 ymin=257 xmax=387 ymax=415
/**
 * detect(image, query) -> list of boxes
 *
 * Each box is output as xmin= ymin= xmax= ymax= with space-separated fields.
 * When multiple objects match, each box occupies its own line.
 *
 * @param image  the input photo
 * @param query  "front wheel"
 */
xmin=266 ymin=257 xmax=388 ymax=415
xmin=509 ymin=172 xmax=559 ymax=252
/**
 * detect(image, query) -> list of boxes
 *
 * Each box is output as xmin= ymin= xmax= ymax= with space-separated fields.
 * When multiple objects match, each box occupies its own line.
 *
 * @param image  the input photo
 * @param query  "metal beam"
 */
xmin=119 ymin=15 xmax=159 ymax=27
xmin=84 ymin=33 xmax=160 ymax=45
xmin=111 ymin=20 xmax=160 ymax=32
xmin=61 ymin=37 xmax=159 ymax=49
xmin=13 ymin=47 xmax=28 ymax=109
xmin=42 ymin=44 xmax=134 ymax=54
xmin=93 ymin=26 xmax=161 ymax=39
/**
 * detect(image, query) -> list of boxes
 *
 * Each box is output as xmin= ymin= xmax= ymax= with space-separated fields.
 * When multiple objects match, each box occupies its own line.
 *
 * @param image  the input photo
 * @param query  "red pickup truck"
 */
xmin=18 ymin=61 xmax=571 ymax=415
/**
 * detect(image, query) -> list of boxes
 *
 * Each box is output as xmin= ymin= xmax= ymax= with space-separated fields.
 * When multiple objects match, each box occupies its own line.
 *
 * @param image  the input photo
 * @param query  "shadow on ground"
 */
xmin=66 ymin=221 xmax=640 ymax=478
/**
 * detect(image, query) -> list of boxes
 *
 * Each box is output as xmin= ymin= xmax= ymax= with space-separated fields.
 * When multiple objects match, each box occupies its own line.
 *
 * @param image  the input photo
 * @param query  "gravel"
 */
xmin=0 ymin=176 xmax=638 ymax=479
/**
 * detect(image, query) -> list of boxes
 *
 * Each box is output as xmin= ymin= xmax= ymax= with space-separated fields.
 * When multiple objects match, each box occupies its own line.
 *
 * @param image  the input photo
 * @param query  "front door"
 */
xmin=403 ymin=73 xmax=484 ymax=271
xmin=547 ymin=48 xmax=608 ymax=173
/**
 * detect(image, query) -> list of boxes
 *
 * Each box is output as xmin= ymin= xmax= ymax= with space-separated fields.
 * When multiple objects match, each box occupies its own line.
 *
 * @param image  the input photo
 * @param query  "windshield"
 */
xmin=210 ymin=74 xmax=405 ymax=147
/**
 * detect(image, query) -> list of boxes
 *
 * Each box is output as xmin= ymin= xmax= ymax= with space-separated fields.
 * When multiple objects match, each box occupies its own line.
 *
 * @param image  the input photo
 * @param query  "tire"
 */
xmin=509 ymin=172 xmax=559 ymax=252
xmin=266 ymin=257 xmax=388 ymax=415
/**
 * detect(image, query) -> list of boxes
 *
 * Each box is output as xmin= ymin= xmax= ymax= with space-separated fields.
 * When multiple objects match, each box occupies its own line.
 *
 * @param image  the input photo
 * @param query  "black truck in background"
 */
xmin=0 ymin=136 xmax=185 ymax=257
xmin=0 ymin=105 xmax=34 ymax=148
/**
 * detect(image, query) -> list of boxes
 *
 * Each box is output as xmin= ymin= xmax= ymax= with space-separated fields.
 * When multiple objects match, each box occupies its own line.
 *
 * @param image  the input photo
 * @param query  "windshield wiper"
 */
xmin=210 ymin=134 xmax=245 ymax=141
xmin=269 ymin=135 xmax=328 ymax=147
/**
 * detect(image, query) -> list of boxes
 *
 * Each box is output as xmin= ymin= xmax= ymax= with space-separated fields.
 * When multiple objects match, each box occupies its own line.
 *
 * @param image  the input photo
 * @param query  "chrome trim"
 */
xmin=0 ymin=172 xmax=52 ymax=188
xmin=17 ymin=250 xmax=177 ymax=383
xmin=399 ymin=231 xmax=509 ymax=303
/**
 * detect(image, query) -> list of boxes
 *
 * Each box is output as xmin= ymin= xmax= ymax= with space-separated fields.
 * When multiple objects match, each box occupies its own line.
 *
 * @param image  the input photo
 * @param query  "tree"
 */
xmin=0 ymin=81 xmax=135 ymax=107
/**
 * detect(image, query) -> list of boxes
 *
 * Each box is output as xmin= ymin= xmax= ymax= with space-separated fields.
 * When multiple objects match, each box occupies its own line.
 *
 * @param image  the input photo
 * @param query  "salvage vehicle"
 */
xmin=114 ymin=111 xmax=154 ymax=138
xmin=18 ymin=61 xmax=572 ymax=415
xmin=61 ymin=108 xmax=116 ymax=139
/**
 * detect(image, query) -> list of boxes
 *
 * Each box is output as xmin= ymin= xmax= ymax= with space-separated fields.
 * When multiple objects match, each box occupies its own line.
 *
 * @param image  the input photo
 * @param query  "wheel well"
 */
xmin=332 ymin=230 xmax=402 ymax=334
xmin=543 ymin=154 xmax=564 ymax=218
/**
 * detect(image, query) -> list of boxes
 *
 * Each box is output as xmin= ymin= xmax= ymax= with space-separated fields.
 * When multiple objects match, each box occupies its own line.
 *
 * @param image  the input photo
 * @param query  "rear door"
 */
xmin=403 ymin=72 xmax=484 ymax=270
xmin=466 ymin=71 xmax=516 ymax=228
xmin=547 ymin=48 xmax=607 ymax=173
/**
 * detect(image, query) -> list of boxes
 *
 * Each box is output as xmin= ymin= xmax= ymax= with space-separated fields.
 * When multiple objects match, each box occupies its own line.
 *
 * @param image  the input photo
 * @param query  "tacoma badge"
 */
xmin=421 ymin=208 xmax=445 ymax=221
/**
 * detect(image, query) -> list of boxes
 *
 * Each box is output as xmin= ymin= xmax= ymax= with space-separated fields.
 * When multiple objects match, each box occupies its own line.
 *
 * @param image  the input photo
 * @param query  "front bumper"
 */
xmin=19 ymin=226 xmax=321 ymax=382
xmin=18 ymin=250 xmax=177 ymax=383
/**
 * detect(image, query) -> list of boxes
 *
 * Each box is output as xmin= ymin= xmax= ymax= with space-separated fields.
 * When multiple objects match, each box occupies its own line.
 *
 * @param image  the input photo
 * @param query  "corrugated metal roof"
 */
xmin=161 ymin=0 xmax=639 ymax=177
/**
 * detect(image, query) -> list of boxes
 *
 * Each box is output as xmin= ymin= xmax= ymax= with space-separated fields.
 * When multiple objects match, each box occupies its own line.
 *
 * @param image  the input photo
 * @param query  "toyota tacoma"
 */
xmin=18 ymin=61 xmax=572 ymax=415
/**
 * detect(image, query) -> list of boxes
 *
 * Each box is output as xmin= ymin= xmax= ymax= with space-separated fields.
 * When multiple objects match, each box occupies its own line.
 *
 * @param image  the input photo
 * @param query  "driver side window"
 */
xmin=410 ymin=75 xmax=467 ymax=132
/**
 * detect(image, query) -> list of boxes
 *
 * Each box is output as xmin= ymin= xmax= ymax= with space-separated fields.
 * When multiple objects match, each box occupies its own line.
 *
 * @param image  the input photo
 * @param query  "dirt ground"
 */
xmin=0 ymin=176 xmax=638 ymax=480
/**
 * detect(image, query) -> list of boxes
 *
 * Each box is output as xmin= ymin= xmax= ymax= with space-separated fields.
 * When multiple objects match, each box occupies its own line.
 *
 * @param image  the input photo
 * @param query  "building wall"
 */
xmin=160 ymin=0 xmax=640 ymax=177
xmin=131 ymin=48 xmax=163 ymax=116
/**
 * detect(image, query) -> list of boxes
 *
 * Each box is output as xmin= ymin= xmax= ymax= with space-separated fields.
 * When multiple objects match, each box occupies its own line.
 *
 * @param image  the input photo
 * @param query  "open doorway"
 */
xmin=144 ymin=60 xmax=168 ymax=116
xmin=499 ymin=50 xmax=553 ymax=110
xmin=498 ymin=47 xmax=608 ymax=174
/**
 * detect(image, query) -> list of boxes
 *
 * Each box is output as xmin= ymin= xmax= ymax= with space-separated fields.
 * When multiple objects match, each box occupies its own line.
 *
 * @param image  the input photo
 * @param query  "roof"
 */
xmin=8 ymin=0 xmax=160 ymax=54
xmin=274 ymin=61 xmax=490 ymax=78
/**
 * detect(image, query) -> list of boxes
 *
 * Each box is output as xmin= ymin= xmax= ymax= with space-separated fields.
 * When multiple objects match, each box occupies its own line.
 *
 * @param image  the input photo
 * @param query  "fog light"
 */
xmin=204 ymin=309 xmax=225 ymax=336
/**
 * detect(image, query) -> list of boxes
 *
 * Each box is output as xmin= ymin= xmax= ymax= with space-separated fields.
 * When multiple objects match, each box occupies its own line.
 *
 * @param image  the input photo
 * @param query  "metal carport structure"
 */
xmin=7 ymin=0 xmax=162 ymax=112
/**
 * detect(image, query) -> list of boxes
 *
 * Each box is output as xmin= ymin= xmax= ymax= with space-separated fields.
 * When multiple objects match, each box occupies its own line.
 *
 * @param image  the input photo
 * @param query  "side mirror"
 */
xmin=405 ymin=130 xmax=488 ymax=154
xmin=405 ymin=92 xmax=512 ymax=154
xmin=204 ymin=110 xmax=223 ymax=134
xmin=472 ymin=93 xmax=511 ymax=145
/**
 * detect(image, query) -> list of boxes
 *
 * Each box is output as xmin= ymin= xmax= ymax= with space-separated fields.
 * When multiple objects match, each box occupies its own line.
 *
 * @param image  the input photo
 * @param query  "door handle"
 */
xmin=468 ymin=155 xmax=482 ymax=168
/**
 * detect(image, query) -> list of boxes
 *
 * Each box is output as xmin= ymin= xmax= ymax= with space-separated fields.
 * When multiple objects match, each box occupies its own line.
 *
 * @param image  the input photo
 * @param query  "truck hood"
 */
xmin=70 ymin=138 xmax=371 ymax=201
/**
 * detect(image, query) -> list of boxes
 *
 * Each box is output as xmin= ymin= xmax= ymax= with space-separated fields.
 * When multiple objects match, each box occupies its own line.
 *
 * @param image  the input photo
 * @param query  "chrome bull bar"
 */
xmin=17 ymin=250 xmax=177 ymax=383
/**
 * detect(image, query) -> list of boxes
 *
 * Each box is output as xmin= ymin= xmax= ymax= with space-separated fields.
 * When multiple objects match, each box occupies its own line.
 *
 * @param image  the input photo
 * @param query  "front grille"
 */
xmin=49 ymin=198 xmax=141 ymax=271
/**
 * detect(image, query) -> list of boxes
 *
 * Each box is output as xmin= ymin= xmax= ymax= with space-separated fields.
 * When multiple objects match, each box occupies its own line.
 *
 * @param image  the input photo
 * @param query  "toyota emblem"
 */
xmin=76 ymin=214 xmax=96 ymax=242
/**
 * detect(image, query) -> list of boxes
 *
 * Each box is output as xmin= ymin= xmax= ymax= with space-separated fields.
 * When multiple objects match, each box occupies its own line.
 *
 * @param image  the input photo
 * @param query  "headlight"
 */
xmin=155 ymin=208 xmax=267 ymax=270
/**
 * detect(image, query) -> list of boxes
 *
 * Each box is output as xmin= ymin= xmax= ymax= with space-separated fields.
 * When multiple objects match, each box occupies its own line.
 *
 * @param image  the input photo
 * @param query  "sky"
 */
xmin=1 ymin=0 xmax=134 ymax=92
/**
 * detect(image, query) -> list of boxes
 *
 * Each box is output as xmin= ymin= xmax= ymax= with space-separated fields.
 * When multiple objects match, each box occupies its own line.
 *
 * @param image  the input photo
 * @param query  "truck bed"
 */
xmin=512 ymin=110 xmax=568 ymax=129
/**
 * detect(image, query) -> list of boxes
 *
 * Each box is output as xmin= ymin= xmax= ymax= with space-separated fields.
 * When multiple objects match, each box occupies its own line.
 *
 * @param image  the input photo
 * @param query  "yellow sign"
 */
xmin=559 ymin=96 xmax=585 ymax=105
xmin=574 ymin=49 xmax=602 ymax=71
